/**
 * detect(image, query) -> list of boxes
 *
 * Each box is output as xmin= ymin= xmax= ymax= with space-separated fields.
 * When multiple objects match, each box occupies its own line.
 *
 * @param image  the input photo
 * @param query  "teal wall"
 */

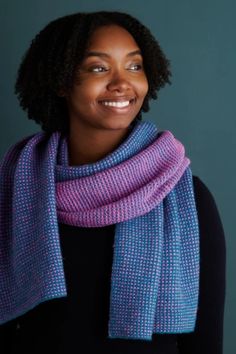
xmin=1 ymin=1 xmax=235 ymax=352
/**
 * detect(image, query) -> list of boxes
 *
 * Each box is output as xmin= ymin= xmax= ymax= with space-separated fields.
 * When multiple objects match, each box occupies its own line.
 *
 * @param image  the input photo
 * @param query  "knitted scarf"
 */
xmin=0 ymin=120 xmax=199 ymax=341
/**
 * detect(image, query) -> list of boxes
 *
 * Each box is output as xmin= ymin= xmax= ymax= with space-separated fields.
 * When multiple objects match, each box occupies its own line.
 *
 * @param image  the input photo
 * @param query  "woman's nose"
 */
xmin=106 ymin=71 xmax=132 ymax=92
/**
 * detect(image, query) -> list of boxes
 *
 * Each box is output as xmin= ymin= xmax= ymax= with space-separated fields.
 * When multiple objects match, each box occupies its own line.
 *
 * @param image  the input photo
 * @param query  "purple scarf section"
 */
xmin=0 ymin=120 xmax=199 ymax=340
xmin=56 ymin=127 xmax=189 ymax=226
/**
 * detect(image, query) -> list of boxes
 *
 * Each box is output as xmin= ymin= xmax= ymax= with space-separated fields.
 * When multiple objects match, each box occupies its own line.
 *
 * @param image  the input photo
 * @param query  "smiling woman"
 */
xmin=0 ymin=10 xmax=225 ymax=354
xmin=63 ymin=24 xmax=149 ymax=165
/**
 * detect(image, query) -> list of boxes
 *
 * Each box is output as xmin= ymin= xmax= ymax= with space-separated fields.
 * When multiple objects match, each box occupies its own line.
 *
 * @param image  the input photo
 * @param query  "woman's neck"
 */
xmin=67 ymin=123 xmax=130 ymax=166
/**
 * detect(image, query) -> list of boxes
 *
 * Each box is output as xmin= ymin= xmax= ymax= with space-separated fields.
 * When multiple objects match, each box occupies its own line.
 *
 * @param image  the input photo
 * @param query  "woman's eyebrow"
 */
xmin=84 ymin=50 xmax=142 ymax=59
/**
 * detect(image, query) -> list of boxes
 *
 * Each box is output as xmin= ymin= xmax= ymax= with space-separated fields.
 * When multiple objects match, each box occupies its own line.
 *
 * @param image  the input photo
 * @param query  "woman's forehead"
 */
xmin=84 ymin=25 xmax=141 ymax=57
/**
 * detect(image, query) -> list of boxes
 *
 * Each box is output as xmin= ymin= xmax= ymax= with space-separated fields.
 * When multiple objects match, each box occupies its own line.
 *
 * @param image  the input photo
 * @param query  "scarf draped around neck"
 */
xmin=0 ymin=120 xmax=199 ymax=341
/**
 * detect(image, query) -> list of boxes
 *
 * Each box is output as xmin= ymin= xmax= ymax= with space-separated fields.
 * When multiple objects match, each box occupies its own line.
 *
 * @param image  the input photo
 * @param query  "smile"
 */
xmin=98 ymin=98 xmax=136 ymax=109
xmin=101 ymin=101 xmax=130 ymax=108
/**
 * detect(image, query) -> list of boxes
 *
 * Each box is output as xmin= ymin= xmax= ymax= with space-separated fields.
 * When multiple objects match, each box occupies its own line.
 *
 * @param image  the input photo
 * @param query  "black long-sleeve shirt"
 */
xmin=0 ymin=176 xmax=226 ymax=354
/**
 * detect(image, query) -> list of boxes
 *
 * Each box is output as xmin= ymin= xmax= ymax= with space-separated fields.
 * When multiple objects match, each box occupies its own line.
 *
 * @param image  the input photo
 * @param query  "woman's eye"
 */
xmin=129 ymin=63 xmax=143 ymax=71
xmin=90 ymin=66 xmax=108 ymax=73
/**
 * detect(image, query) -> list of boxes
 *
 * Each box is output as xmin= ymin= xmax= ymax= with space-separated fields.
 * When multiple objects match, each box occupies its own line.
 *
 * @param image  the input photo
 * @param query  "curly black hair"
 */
xmin=15 ymin=11 xmax=172 ymax=134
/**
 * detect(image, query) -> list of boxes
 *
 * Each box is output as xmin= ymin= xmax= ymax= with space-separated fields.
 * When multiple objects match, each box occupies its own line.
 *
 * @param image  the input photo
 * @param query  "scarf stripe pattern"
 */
xmin=0 ymin=120 xmax=199 ymax=341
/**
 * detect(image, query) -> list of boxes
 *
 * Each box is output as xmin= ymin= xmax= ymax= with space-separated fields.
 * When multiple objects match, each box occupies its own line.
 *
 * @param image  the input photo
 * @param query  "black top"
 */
xmin=0 ymin=176 xmax=226 ymax=354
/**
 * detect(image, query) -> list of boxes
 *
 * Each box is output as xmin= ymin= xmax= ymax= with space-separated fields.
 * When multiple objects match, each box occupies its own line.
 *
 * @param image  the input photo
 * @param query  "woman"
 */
xmin=0 ymin=11 xmax=226 ymax=354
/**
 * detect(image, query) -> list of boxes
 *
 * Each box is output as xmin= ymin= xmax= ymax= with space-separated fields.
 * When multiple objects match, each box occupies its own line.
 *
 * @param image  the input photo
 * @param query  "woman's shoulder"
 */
xmin=0 ymin=132 xmax=47 ymax=167
xmin=192 ymin=175 xmax=212 ymax=194
xmin=192 ymin=175 xmax=221 ymax=216
xmin=192 ymin=175 xmax=226 ymax=250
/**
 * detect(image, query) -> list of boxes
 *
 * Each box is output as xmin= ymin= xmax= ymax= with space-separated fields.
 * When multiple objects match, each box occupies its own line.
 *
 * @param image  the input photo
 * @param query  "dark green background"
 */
xmin=0 ymin=1 xmax=235 ymax=352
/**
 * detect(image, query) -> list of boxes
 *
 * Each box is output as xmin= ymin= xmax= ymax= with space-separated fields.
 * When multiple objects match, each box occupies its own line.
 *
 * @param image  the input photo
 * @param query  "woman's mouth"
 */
xmin=101 ymin=100 xmax=130 ymax=108
xmin=98 ymin=98 xmax=136 ymax=111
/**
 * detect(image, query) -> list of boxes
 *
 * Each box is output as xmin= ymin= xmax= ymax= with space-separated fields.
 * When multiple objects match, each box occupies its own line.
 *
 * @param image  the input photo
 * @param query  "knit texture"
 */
xmin=0 ymin=120 xmax=199 ymax=341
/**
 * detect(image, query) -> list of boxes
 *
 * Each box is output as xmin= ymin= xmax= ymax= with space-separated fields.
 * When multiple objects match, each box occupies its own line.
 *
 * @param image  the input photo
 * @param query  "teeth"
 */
xmin=101 ymin=101 xmax=130 ymax=108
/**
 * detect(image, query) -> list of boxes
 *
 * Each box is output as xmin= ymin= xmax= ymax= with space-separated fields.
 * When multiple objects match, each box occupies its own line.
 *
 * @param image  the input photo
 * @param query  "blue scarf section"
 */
xmin=0 ymin=120 xmax=200 ymax=341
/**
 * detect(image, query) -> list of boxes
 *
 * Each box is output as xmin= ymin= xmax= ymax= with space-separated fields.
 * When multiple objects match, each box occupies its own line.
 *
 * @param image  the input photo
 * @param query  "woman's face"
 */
xmin=65 ymin=24 xmax=149 ymax=131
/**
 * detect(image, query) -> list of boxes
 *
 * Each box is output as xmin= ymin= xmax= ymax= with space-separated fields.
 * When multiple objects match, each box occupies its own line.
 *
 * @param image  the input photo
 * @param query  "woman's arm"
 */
xmin=177 ymin=176 xmax=226 ymax=354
